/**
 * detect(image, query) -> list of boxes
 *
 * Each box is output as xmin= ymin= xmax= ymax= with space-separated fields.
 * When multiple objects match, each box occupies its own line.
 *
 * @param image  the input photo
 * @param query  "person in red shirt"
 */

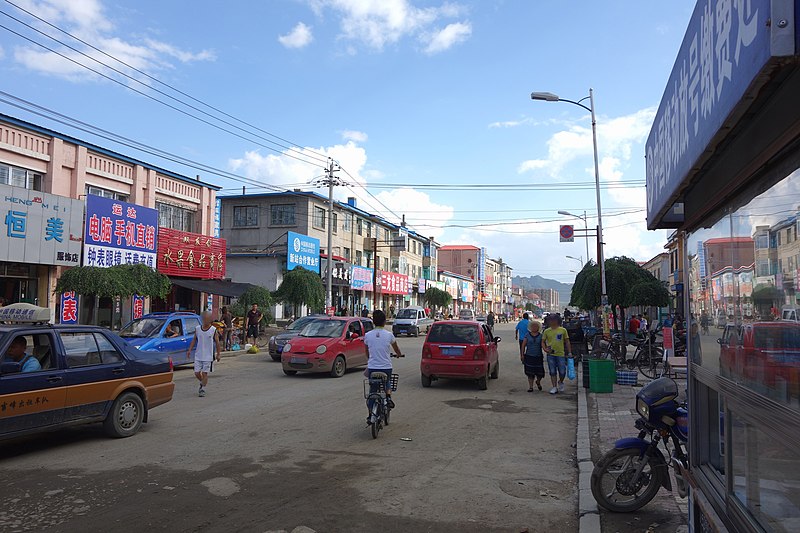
xmin=628 ymin=315 xmax=640 ymax=335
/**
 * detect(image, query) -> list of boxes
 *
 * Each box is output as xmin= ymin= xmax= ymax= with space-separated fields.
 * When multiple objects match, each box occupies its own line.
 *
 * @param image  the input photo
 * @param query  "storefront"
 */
xmin=375 ymin=270 xmax=409 ymax=315
xmin=321 ymin=257 xmax=352 ymax=314
xmin=646 ymin=2 xmax=800 ymax=530
xmin=0 ymin=184 xmax=83 ymax=318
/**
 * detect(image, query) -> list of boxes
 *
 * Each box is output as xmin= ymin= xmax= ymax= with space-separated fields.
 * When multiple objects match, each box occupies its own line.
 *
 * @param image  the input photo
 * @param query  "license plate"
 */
xmin=441 ymin=347 xmax=464 ymax=356
xmin=290 ymin=357 xmax=307 ymax=364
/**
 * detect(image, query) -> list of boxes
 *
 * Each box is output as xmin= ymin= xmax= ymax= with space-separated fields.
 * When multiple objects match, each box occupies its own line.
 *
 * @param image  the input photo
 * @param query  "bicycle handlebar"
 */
xmin=392 ymin=353 xmax=405 ymax=358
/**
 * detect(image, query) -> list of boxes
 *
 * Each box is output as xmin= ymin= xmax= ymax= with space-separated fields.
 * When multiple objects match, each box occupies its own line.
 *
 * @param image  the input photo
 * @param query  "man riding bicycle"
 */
xmin=364 ymin=310 xmax=402 ymax=424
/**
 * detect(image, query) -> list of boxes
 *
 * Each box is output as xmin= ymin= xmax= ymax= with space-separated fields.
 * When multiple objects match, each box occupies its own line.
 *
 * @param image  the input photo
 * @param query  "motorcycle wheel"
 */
xmin=591 ymin=447 xmax=663 ymax=513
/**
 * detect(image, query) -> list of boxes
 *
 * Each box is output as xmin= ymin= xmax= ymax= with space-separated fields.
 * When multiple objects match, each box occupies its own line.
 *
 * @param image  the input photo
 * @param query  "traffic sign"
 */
xmin=559 ymin=225 xmax=574 ymax=242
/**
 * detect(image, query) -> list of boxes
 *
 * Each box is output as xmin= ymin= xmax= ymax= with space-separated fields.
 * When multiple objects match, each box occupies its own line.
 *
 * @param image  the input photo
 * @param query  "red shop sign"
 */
xmin=157 ymin=227 xmax=226 ymax=279
xmin=377 ymin=270 xmax=409 ymax=295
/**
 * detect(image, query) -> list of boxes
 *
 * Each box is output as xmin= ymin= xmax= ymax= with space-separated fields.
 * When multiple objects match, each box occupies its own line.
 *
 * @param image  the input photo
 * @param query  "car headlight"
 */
xmin=316 ymin=344 xmax=327 ymax=355
xmin=636 ymin=398 xmax=649 ymax=419
xmin=283 ymin=343 xmax=292 ymax=353
xmin=269 ymin=336 xmax=276 ymax=347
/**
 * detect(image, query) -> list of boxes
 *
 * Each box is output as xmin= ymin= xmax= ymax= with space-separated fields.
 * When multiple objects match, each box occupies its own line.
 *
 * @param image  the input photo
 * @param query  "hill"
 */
xmin=512 ymin=275 xmax=573 ymax=308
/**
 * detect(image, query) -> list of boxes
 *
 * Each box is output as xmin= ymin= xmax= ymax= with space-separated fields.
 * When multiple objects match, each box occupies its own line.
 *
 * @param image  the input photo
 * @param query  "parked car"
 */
xmin=119 ymin=312 xmax=202 ymax=366
xmin=420 ymin=320 xmax=500 ymax=390
xmin=268 ymin=314 xmax=326 ymax=361
xmin=458 ymin=308 xmax=476 ymax=321
xmin=392 ymin=306 xmax=434 ymax=337
xmin=476 ymin=314 xmax=487 ymax=323
xmin=0 ymin=304 xmax=174 ymax=441
xmin=281 ymin=317 xmax=373 ymax=377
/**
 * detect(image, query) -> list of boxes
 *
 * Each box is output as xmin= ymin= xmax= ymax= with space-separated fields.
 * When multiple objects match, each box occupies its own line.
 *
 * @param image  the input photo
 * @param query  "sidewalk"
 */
xmin=584 ymin=374 xmax=689 ymax=533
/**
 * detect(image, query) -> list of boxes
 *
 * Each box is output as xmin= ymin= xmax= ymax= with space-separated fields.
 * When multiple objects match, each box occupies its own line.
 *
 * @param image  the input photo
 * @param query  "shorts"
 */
xmin=194 ymin=360 xmax=212 ymax=373
xmin=247 ymin=325 xmax=259 ymax=338
xmin=547 ymin=355 xmax=567 ymax=378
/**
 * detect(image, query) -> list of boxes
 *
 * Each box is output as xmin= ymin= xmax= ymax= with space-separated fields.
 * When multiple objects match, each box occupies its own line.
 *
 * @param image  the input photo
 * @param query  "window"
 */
xmin=344 ymin=213 xmax=352 ymax=232
xmin=184 ymin=317 xmax=200 ymax=333
xmin=383 ymin=257 xmax=389 ymax=271
xmin=157 ymin=202 xmax=195 ymax=232
xmin=355 ymin=250 xmax=363 ymax=266
xmin=313 ymin=206 xmax=326 ymax=229
xmin=332 ymin=213 xmax=338 ymax=234
xmin=361 ymin=320 xmax=374 ymax=333
xmin=0 ymin=164 xmax=42 ymax=191
xmin=94 ymin=333 xmax=123 ymax=364
xmin=60 ymin=332 xmax=122 ymax=367
xmin=164 ymin=319 xmax=183 ymax=337
xmin=357 ymin=218 xmax=363 ymax=236
xmin=366 ymin=221 xmax=372 ymax=238
xmin=233 ymin=206 xmax=259 ymax=227
xmin=0 ymin=333 xmax=53 ymax=372
xmin=270 ymin=204 xmax=295 ymax=226
xmin=87 ymin=185 xmax=128 ymax=202
xmin=343 ymin=247 xmax=351 ymax=261
xmin=755 ymin=234 xmax=769 ymax=249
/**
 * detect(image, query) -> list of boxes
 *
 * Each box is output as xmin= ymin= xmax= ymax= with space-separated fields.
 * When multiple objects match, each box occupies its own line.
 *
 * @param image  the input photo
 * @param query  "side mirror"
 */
xmin=494 ymin=336 xmax=501 ymax=343
xmin=1 ymin=360 xmax=21 ymax=374
xmin=717 ymin=338 xmax=723 ymax=345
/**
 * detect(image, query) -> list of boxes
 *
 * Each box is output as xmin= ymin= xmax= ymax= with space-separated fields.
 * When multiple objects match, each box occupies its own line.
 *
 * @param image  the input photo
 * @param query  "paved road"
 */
xmin=0 ymin=323 xmax=579 ymax=533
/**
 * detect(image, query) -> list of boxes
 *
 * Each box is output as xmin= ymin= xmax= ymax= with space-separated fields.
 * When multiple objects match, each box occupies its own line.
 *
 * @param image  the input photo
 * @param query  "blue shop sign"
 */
xmin=83 ymin=195 xmax=159 ymax=269
xmin=287 ymin=231 xmax=320 ymax=273
xmin=645 ymin=0 xmax=777 ymax=228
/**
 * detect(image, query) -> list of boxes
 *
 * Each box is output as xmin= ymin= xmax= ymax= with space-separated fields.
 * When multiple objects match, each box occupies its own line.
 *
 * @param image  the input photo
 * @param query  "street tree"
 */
xmin=231 ymin=285 xmax=274 ymax=324
xmin=423 ymin=287 xmax=451 ymax=315
xmin=56 ymin=264 xmax=171 ymax=299
xmin=274 ymin=267 xmax=324 ymax=318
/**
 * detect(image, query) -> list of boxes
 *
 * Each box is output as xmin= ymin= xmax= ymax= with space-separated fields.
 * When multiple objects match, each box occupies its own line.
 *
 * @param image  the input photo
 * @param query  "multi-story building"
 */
xmin=437 ymin=245 xmax=483 ymax=309
xmin=532 ymin=287 xmax=559 ymax=314
xmin=0 ymin=114 xmax=220 ymax=325
xmin=641 ymin=252 xmax=670 ymax=323
xmin=665 ymin=231 xmax=686 ymax=316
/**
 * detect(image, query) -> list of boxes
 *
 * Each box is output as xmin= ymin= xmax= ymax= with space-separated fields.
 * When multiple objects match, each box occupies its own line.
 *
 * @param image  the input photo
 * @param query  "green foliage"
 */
xmin=231 ymin=286 xmax=274 ymax=319
xmin=570 ymin=257 xmax=671 ymax=310
xmin=274 ymin=267 xmax=324 ymax=314
xmin=55 ymin=264 xmax=171 ymax=299
xmin=423 ymin=287 xmax=452 ymax=311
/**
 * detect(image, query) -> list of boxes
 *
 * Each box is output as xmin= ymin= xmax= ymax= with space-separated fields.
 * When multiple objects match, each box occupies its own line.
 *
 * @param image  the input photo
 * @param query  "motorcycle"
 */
xmin=591 ymin=377 xmax=689 ymax=512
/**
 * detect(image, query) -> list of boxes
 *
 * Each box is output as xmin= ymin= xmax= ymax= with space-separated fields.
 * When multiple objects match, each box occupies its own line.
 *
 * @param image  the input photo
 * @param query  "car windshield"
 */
xmin=396 ymin=309 xmax=417 ymax=319
xmin=299 ymin=320 xmax=345 ymax=338
xmin=459 ymin=310 xmax=473 ymax=318
xmin=120 ymin=318 xmax=165 ymax=338
xmin=286 ymin=316 xmax=318 ymax=331
xmin=428 ymin=324 xmax=480 ymax=344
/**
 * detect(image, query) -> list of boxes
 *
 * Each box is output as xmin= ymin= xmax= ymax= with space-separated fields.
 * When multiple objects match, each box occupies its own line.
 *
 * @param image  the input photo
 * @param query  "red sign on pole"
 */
xmin=559 ymin=225 xmax=575 ymax=242
xmin=156 ymin=228 xmax=226 ymax=279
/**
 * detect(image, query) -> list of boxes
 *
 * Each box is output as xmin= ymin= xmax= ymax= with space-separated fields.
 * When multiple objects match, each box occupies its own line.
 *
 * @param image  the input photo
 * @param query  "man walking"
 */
xmin=187 ymin=311 xmax=221 ymax=397
xmin=246 ymin=303 xmax=262 ymax=345
xmin=515 ymin=312 xmax=530 ymax=352
xmin=542 ymin=314 xmax=572 ymax=394
xmin=220 ymin=306 xmax=233 ymax=351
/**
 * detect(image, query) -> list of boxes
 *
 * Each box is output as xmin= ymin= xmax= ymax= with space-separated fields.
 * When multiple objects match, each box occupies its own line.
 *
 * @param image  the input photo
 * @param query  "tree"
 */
xmin=423 ymin=287 xmax=452 ymax=314
xmin=231 ymin=285 xmax=273 ymax=322
xmin=274 ymin=267 xmax=324 ymax=317
xmin=56 ymin=264 xmax=171 ymax=299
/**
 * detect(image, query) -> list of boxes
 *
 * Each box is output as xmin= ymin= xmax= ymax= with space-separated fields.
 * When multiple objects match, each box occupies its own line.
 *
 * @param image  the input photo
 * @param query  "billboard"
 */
xmin=157 ymin=227 xmax=226 ymax=279
xmin=84 ymin=195 xmax=158 ymax=268
xmin=287 ymin=231 xmax=320 ymax=273
xmin=351 ymin=266 xmax=374 ymax=291
xmin=0 ymin=183 xmax=83 ymax=266
xmin=59 ymin=291 xmax=78 ymax=324
xmin=377 ymin=271 xmax=409 ymax=295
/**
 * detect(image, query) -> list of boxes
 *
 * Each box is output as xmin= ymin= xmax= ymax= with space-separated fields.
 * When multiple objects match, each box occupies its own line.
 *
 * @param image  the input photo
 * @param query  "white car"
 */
xmin=392 ymin=306 xmax=434 ymax=337
xmin=458 ymin=309 xmax=476 ymax=321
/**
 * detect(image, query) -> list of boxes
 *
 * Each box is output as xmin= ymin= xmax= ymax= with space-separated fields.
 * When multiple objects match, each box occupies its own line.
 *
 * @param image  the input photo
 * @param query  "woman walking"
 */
xmin=520 ymin=320 xmax=545 ymax=392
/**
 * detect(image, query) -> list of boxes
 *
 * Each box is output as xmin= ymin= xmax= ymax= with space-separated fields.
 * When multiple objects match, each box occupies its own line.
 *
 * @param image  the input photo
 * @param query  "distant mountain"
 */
xmin=513 ymin=275 xmax=573 ymax=307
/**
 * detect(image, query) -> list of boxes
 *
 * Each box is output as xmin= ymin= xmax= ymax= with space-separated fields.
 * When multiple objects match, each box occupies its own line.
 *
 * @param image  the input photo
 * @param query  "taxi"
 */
xmin=0 ymin=304 xmax=175 ymax=441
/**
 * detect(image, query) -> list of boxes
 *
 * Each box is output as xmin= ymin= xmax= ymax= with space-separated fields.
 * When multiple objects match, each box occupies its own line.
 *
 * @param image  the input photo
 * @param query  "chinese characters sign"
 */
xmin=351 ymin=266 xmax=374 ymax=291
xmin=322 ymin=259 xmax=351 ymax=286
xmin=60 ymin=291 xmax=78 ymax=324
xmin=287 ymin=231 xmax=320 ymax=273
xmin=376 ymin=271 xmax=410 ymax=295
xmin=83 ymin=195 xmax=159 ymax=268
xmin=157 ymin=227 xmax=226 ymax=279
xmin=0 ymin=184 xmax=83 ymax=266
xmin=645 ymin=0 xmax=771 ymax=227
xmin=132 ymin=295 xmax=144 ymax=319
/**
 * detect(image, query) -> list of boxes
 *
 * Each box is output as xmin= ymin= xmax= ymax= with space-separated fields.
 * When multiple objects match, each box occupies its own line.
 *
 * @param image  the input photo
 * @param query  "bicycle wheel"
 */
xmin=256 ymin=333 xmax=270 ymax=348
xmin=384 ymin=403 xmax=391 ymax=426
xmin=371 ymin=404 xmax=381 ymax=439
xmin=637 ymin=347 xmax=665 ymax=379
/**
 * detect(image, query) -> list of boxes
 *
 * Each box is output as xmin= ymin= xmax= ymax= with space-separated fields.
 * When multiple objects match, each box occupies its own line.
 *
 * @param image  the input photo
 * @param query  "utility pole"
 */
xmin=320 ymin=158 xmax=341 ymax=313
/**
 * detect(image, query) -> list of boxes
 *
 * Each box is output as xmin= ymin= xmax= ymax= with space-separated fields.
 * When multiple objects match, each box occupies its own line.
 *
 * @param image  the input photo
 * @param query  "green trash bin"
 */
xmin=588 ymin=359 xmax=615 ymax=393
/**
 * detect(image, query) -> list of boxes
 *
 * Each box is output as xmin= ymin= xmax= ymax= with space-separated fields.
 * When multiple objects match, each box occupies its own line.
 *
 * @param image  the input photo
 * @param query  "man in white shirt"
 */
xmin=187 ymin=312 xmax=221 ymax=397
xmin=639 ymin=314 xmax=649 ymax=334
xmin=364 ymin=310 xmax=403 ymax=420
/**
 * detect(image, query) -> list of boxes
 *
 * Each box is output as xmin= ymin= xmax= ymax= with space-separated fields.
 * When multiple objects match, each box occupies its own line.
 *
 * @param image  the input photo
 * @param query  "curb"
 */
xmin=577 ymin=368 xmax=601 ymax=533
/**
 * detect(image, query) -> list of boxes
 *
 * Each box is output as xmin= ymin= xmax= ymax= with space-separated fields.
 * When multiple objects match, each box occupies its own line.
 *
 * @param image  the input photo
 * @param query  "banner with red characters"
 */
xmin=157 ymin=227 xmax=226 ymax=279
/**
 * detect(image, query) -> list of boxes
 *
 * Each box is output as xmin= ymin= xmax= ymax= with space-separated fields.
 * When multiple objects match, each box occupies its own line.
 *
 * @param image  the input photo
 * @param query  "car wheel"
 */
xmin=477 ymin=375 xmax=488 ymax=390
xmin=271 ymin=354 xmax=281 ymax=362
xmin=103 ymin=391 xmax=144 ymax=438
xmin=421 ymin=374 xmax=432 ymax=387
xmin=414 ymin=327 xmax=420 ymax=337
xmin=490 ymin=361 xmax=499 ymax=379
xmin=331 ymin=355 xmax=346 ymax=378
xmin=283 ymin=369 xmax=298 ymax=376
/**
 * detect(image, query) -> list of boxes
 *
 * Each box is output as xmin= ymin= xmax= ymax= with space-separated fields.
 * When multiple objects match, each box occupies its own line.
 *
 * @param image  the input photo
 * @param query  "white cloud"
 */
xmin=341 ymin=129 xmax=368 ymax=142
xmin=10 ymin=0 xmax=214 ymax=81
xmin=375 ymin=187 xmax=454 ymax=239
xmin=423 ymin=21 xmax=471 ymax=54
xmin=278 ymin=22 xmax=314 ymax=49
xmin=306 ymin=0 xmax=471 ymax=53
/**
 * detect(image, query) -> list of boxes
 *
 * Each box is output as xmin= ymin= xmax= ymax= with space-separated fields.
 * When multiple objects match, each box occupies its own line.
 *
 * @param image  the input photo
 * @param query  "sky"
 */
xmin=0 ymin=0 xmax=696 ymax=282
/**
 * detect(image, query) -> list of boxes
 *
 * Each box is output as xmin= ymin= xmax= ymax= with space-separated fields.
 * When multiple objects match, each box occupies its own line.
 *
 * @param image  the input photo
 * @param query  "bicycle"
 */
xmin=364 ymin=371 xmax=400 ymax=439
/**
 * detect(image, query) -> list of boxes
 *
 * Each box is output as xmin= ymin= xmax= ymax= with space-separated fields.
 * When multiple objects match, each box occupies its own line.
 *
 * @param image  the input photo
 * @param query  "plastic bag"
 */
xmin=567 ymin=357 xmax=576 ymax=380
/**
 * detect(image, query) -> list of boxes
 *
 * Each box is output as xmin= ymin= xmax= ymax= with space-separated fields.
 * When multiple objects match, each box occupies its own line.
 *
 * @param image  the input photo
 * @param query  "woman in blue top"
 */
xmin=520 ymin=320 xmax=545 ymax=392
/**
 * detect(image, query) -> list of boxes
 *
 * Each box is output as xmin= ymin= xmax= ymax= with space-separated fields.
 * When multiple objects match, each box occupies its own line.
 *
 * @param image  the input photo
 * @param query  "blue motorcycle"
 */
xmin=591 ymin=377 xmax=689 ymax=512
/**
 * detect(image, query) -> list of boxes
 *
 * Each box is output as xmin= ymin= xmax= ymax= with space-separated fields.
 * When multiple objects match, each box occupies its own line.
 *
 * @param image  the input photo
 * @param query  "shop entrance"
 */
xmin=0 ymin=262 xmax=40 ymax=305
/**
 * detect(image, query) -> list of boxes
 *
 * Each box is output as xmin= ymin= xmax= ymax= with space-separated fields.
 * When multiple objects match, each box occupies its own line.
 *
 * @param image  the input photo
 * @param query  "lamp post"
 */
xmin=558 ymin=210 xmax=591 ymax=263
xmin=566 ymin=255 xmax=583 ymax=267
xmin=533 ymin=88 xmax=608 ymax=327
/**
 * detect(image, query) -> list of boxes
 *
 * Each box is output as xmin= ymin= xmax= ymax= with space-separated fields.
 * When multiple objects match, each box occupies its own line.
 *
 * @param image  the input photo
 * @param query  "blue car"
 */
xmin=119 ymin=312 xmax=202 ymax=366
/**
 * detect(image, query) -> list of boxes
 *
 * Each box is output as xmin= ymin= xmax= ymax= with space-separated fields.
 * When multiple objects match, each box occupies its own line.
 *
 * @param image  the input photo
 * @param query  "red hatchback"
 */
xmin=281 ymin=317 xmax=373 ymax=378
xmin=421 ymin=320 xmax=500 ymax=390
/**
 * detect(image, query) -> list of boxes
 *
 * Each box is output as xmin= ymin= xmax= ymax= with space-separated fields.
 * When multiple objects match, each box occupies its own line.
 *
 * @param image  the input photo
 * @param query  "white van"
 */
xmin=458 ymin=308 xmax=476 ymax=321
xmin=392 ymin=306 xmax=434 ymax=337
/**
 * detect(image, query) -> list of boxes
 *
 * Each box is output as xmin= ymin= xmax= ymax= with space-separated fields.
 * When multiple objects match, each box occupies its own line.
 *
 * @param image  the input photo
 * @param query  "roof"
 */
xmin=0 ymin=113 xmax=220 ymax=191
xmin=439 ymin=245 xmax=480 ymax=251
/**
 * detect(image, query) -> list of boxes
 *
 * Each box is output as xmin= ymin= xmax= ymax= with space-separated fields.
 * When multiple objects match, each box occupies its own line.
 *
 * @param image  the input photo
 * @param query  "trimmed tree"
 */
xmin=55 ymin=264 xmax=171 ymax=299
xmin=274 ymin=267 xmax=325 ymax=318
xmin=423 ymin=287 xmax=451 ymax=315
xmin=231 ymin=285 xmax=274 ymax=323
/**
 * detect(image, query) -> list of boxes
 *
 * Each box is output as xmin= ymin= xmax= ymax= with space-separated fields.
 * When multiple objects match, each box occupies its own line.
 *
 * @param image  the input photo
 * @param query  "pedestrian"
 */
xmin=639 ymin=314 xmax=649 ymax=334
xmin=487 ymin=310 xmax=495 ymax=331
xmin=187 ymin=311 xmax=221 ymax=397
xmin=220 ymin=306 xmax=233 ymax=351
xmin=663 ymin=313 xmax=674 ymax=328
xmin=520 ymin=320 xmax=545 ymax=392
xmin=515 ymin=312 xmax=530 ymax=352
xmin=361 ymin=305 xmax=369 ymax=318
xmin=542 ymin=314 xmax=572 ymax=394
xmin=628 ymin=314 xmax=640 ymax=337
xmin=390 ymin=304 xmax=396 ymax=318
xmin=246 ymin=303 xmax=262 ymax=345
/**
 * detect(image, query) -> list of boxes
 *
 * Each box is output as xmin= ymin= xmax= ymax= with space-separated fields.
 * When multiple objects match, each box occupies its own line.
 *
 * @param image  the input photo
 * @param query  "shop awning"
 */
xmin=169 ymin=277 xmax=255 ymax=298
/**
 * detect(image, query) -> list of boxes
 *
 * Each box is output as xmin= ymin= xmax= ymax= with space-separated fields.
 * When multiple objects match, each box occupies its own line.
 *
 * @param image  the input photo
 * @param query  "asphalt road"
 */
xmin=0 ymin=322 xmax=579 ymax=533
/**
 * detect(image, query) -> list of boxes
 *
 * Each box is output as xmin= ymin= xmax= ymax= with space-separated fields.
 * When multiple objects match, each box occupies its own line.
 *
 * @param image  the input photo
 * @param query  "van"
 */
xmin=458 ymin=308 xmax=476 ymax=321
xmin=392 ymin=306 xmax=433 ymax=337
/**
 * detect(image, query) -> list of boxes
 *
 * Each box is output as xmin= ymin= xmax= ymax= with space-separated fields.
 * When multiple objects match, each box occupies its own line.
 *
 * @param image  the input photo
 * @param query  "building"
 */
xmin=665 ymin=231 xmax=686 ymax=317
xmin=645 ymin=3 xmax=800 ymax=530
xmin=532 ymin=287 xmax=559 ymax=314
xmin=437 ymin=245 xmax=484 ymax=309
xmin=640 ymin=252 xmax=670 ymax=323
xmin=0 ymin=114 xmax=221 ymax=326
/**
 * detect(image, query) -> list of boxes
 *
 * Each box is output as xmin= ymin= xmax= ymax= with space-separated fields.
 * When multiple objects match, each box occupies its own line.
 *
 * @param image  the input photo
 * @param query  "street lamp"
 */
xmin=559 ymin=210 xmax=591 ymax=263
xmin=532 ymin=88 xmax=608 ymax=318
xmin=566 ymin=255 xmax=583 ymax=267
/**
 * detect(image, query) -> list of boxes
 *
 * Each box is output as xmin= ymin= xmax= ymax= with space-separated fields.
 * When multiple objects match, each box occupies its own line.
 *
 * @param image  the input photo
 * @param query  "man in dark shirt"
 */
xmin=360 ymin=305 xmax=369 ymax=318
xmin=246 ymin=304 xmax=262 ymax=345
xmin=221 ymin=306 xmax=233 ymax=350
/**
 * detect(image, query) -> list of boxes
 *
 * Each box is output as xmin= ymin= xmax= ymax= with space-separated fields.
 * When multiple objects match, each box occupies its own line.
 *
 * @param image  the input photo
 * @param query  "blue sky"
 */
xmin=0 ymin=0 xmax=695 ymax=282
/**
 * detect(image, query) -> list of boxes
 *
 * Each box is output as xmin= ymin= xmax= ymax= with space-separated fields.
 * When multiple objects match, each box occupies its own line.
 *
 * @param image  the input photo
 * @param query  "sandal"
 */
xmin=527 ymin=388 xmax=533 ymax=392
xmin=537 ymin=383 xmax=543 ymax=391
